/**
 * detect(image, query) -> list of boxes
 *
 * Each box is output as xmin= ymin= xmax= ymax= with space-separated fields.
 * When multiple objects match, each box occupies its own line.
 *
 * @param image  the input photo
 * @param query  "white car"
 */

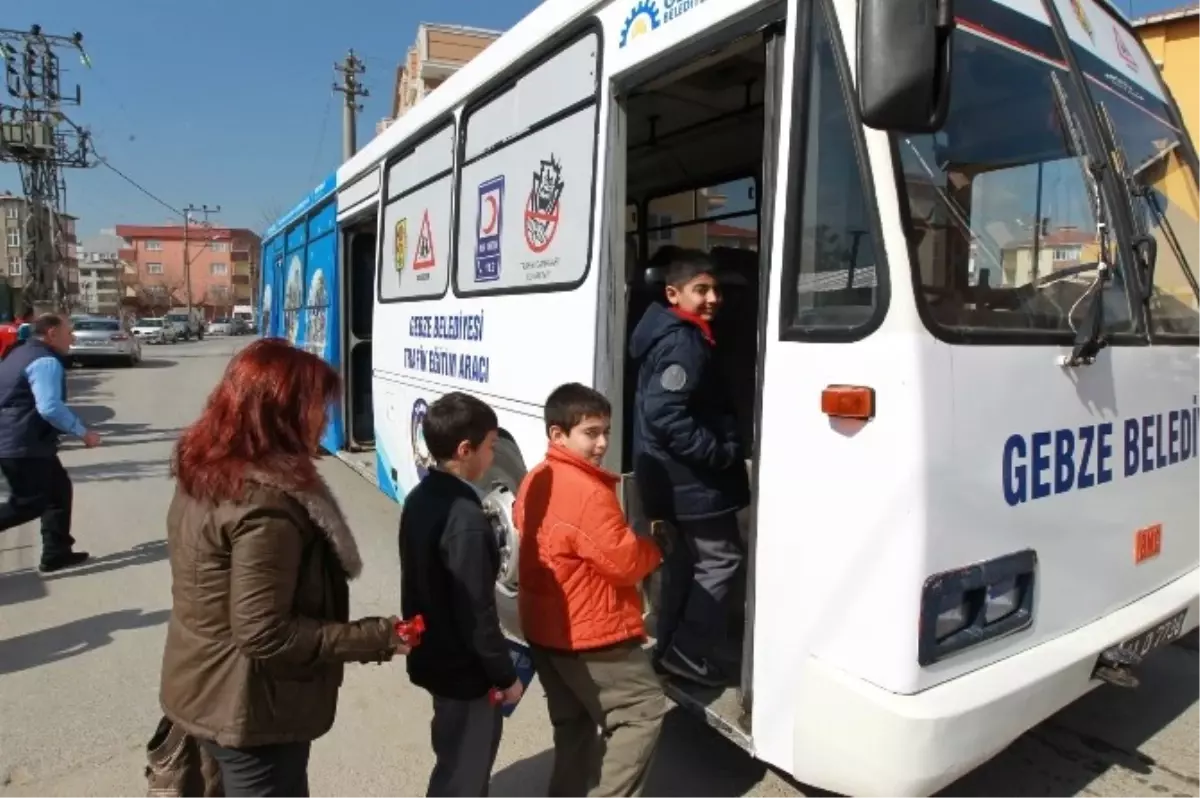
xmin=131 ymin=317 xmax=178 ymax=344
xmin=208 ymin=317 xmax=233 ymax=336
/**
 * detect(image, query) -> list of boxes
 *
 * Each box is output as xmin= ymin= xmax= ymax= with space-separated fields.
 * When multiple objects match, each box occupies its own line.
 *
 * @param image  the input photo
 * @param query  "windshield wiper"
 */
xmin=1099 ymin=102 xmax=1171 ymax=307
xmin=1050 ymin=73 xmax=1111 ymax=367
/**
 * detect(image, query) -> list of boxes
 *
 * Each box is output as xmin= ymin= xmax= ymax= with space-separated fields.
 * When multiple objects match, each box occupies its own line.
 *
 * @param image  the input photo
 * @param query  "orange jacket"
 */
xmin=515 ymin=445 xmax=662 ymax=651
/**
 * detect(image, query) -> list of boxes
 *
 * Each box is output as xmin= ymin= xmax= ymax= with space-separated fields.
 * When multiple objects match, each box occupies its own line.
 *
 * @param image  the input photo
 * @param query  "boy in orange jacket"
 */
xmin=514 ymin=382 xmax=667 ymax=797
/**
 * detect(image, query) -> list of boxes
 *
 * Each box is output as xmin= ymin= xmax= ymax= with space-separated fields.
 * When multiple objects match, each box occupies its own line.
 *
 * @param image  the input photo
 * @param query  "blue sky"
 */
xmin=0 ymin=0 xmax=537 ymax=236
xmin=0 ymin=0 xmax=1186 ymax=238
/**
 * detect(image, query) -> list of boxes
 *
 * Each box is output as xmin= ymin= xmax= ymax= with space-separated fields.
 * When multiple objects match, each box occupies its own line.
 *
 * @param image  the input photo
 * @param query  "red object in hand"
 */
xmin=488 ymin=688 xmax=503 ymax=706
xmin=394 ymin=614 xmax=426 ymax=647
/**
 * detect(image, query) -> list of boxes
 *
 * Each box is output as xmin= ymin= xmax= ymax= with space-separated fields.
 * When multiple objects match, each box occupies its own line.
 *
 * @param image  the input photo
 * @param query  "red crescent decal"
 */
xmin=483 ymin=195 xmax=498 ymax=235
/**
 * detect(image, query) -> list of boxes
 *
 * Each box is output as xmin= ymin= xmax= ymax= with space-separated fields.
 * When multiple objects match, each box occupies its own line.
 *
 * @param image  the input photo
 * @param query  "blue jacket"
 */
xmin=629 ymin=303 xmax=750 ymax=521
xmin=0 ymin=339 xmax=81 ymax=458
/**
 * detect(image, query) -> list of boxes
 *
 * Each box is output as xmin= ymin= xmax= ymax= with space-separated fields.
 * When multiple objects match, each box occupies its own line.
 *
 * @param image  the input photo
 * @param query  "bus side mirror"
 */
xmin=858 ymin=0 xmax=955 ymax=133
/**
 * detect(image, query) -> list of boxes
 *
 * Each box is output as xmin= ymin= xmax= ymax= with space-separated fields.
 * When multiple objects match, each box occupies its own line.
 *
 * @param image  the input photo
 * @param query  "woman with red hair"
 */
xmin=157 ymin=338 xmax=405 ymax=797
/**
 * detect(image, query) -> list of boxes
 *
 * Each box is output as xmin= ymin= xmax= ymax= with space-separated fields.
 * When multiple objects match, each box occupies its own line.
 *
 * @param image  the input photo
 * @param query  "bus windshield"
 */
xmin=895 ymin=0 xmax=1198 ymax=340
xmin=1056 ymin=0 xmax=1200 ymax=336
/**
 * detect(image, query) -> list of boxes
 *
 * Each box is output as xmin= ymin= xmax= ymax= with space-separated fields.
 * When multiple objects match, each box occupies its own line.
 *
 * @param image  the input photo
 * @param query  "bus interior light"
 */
xmin=918 ymin=550 xmax=1037 ymax=666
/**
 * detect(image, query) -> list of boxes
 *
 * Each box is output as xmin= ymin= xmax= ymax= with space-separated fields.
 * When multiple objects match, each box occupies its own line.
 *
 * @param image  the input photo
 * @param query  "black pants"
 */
xmin=428 ymin=694 xmax=503 ymax=797
xmin=0 ymin=454 xmax=74 ymax=562
xmin=655 ymin=513 xmax=743 ymax=660
xmin=200 ymin=740 xmax=311 ymax=797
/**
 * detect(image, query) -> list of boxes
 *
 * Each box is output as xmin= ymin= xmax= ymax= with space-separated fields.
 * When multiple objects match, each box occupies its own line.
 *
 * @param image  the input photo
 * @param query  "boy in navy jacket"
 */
xmin=629 ymin=247 xmax=750 ymax=687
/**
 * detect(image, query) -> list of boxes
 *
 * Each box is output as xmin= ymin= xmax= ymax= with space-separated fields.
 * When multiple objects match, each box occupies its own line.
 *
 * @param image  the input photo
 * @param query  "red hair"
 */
xmin=173 ymin=338 xmax=339 ymax=502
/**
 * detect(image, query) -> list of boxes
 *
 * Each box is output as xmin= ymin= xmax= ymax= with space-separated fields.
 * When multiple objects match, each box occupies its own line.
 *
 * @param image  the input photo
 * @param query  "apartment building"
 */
xmin=76 ymin=229 xmax=126 ymax=316
xmin=115 ymin=223 xmax=261 ymax=320
xmin=376 ymin=23 xmax=501 ymax=133
xmin=0 ymin=191 xmax=80 ymax=315
xmin=1133 ymin=3 xmax=1198 ymax=142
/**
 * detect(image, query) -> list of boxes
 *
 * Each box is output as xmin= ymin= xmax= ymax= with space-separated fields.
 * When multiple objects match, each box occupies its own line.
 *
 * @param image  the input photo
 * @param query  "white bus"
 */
xmin=310 ymin=0 xmax=1200 ymax=792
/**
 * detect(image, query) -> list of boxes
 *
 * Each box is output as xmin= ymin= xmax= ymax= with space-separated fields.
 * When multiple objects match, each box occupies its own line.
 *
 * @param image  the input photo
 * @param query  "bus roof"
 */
xmin=338 ymin=0 xmax=604 ymax=187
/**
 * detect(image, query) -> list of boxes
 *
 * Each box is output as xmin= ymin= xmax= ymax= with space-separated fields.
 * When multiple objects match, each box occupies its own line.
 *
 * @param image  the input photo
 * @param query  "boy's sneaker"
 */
xmin=659 ymin=645 xmax=727 ymax=688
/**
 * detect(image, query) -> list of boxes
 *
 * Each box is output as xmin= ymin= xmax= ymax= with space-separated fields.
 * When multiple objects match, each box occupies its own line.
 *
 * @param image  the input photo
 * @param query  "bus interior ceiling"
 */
xmin=622 ymin=32 xmax=766 ymax=726
xmin=344 ymin=212 xmax=378 ymax=448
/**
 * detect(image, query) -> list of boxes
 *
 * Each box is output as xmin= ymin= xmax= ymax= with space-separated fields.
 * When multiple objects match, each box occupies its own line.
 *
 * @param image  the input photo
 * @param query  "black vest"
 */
xmin=0 ymin=339 xmax=67 ymax=458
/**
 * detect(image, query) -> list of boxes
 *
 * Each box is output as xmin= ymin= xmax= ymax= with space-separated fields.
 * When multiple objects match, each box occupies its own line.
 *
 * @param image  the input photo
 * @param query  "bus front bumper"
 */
xmin=790 ymin=567 xmax=1199 ymax=797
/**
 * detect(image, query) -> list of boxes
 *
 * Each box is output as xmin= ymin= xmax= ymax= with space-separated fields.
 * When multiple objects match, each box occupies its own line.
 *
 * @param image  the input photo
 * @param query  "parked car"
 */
xmin=132 ymin=317 xmax=178 ymax=344
xmin=231 ymin=317 xmax=250 ymax=335
xmin=69 ymin=317 xmax=141 ymax=367
xmin=208 ymin=317 xmax=233 ymax=336
xmin=165 ymin=308 xmax=204 ymax=341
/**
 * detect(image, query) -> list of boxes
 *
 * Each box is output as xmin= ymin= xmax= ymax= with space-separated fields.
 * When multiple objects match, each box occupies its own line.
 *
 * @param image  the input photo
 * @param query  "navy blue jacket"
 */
xmin=629 ymin=303 xmax=750 ymax=521
xmin=0 ymin=339 xmax=66 ymax=458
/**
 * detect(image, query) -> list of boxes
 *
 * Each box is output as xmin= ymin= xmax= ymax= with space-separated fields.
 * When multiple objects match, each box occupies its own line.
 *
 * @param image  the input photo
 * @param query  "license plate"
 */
xmin=77 ymin=340 xmax=103 ymax=347
xmin=1119 ymin=609 xmax=1188 ymax=659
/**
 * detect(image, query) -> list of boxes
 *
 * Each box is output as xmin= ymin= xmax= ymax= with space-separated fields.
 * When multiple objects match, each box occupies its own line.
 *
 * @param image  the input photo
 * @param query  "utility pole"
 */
xmin=0 ymin=25 xmax=92 ymax=314
xmin=182 ymin=203 xmax=219 ymax=318
xmin=333 ymin=49 xmax=368 ymax=162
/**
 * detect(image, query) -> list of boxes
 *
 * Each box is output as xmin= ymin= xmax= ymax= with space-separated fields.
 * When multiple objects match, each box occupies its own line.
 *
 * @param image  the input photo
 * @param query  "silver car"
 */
xmin=132 ymin=317 xmax=177 ymax=345
xmin=69 ymin=317 xmax=142 ymax=367
xmin=208 ymin=317 xmax=233 ymax=336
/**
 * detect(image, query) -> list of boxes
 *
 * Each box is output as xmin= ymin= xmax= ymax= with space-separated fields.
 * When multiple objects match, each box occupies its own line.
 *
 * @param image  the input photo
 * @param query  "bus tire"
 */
xmin=476 ymin=437 xmax=527 ymax=641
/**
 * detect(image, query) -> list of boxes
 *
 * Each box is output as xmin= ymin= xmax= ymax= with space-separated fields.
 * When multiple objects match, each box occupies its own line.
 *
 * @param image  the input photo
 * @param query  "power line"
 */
xmin=93 ymin=153 xmax=183 ymax=217
xmin=308 ymin=90 xmax=334 ymax=184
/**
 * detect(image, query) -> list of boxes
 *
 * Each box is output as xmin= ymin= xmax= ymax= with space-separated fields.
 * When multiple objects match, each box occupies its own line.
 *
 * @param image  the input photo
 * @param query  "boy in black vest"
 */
xmin=399 ymin=391 xmax=521 ymax=797
xmin=629 ymin=248 xmax=750 ymax=688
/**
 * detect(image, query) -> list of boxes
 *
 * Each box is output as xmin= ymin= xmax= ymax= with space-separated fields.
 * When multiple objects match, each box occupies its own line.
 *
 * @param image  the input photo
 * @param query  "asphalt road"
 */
xmin=0 ymin=336 xmax=1196 ymax=797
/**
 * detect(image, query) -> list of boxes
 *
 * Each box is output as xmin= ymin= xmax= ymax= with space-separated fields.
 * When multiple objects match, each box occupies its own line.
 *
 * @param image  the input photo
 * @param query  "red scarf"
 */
xmin=670 ymin=306 xmax=715 ymax=345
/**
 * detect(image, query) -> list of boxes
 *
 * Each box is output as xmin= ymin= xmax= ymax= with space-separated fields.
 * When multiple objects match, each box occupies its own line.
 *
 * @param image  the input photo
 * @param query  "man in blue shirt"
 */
xmin=0 ymin=314 xmax=101 ymax=572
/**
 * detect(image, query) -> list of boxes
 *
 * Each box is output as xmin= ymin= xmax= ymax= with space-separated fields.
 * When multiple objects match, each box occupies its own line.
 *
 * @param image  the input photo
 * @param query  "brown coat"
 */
xmin=159 ymin=472 xmax=394 ymax=748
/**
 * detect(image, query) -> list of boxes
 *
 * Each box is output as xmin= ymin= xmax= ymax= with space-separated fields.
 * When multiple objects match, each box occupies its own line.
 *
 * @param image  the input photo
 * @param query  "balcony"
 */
xmin=233 ymin=283 xmax=253 ymax=300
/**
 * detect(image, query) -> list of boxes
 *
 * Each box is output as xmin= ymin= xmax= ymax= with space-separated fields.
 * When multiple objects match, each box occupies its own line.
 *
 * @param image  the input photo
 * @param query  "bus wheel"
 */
xmin=478 ymin=438 xmax=527 ymax=640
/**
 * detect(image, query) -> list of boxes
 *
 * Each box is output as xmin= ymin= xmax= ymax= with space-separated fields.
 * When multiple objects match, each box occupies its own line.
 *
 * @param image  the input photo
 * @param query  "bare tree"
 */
xmin=134 ymin=280 xmax=183 ymax=317
xmin=205 ymin=285 xmax=232 ymax=319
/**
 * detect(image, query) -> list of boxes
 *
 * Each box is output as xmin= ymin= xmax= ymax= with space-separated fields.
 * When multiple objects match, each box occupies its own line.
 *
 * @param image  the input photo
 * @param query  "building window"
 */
xmin=209 ymin=241 xmax=229 ymax=252
xmin=210 ymin=262 xmax=228 ymax=276
xmin=147 ymin=262 xmax=164 ymax=275
xmin=145 ymin=240 xmax=162 ymax=251
xmin=5 ymin=206 xmax=18 ymax=219
xmin=6 ymin=230 xmax=19 ymax=248
xmin=1051 ymin=246 xmax=1081 ymax=261
xmin=8 ymin=255 xmax=21 ymax=275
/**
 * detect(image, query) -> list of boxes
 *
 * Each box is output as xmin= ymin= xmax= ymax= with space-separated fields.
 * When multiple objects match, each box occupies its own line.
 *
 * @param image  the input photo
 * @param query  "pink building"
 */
xmin=115 ymin=223 xmax=260 ymax=319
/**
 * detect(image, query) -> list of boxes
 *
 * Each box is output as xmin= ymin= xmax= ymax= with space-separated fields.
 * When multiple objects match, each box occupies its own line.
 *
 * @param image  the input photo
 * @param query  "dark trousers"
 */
xmin=200 ymin=740 xmax=311 ymax=797
xmin=0 ymin=454 xmax=74 ymax=562
xmin=655 ymin=513 xmax=743 ymax=660
xmin=530 ymin=641 xmax=666 ymax=797
xmin=428 ymin=694 xmax=503 ymax=797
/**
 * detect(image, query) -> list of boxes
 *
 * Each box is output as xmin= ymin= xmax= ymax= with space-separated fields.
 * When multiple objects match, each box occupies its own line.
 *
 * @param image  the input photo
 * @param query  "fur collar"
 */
xmin=245 ymin=470 xmax=363 ymax=579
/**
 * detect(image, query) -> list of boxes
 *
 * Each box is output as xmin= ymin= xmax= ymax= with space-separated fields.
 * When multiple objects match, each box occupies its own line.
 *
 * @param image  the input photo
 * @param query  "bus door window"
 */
xmin=644 ymin=181 xmax=760 ymax=452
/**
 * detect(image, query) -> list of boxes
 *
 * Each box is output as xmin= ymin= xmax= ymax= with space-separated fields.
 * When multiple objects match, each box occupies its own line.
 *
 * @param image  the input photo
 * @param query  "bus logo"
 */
xmin=620 ymin=0 xmax=661 ymax=47
xmin=1114 ymin=26 xmax=1138 ymax=72
xmin=394 ymin=218 xmax=408 ymax=272
xmin=413 ymin=210 xmax=436 ymax=270
xmin=475 ymin=175 xmax=505 ymax=282
xmin=525 ymin=154 xmax=564 ymax=253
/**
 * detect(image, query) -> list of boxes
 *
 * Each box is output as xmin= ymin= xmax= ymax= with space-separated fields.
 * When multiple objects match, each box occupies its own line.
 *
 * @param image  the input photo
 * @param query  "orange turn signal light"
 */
xmin=821 ymin=385 xmax=875 ymax=420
